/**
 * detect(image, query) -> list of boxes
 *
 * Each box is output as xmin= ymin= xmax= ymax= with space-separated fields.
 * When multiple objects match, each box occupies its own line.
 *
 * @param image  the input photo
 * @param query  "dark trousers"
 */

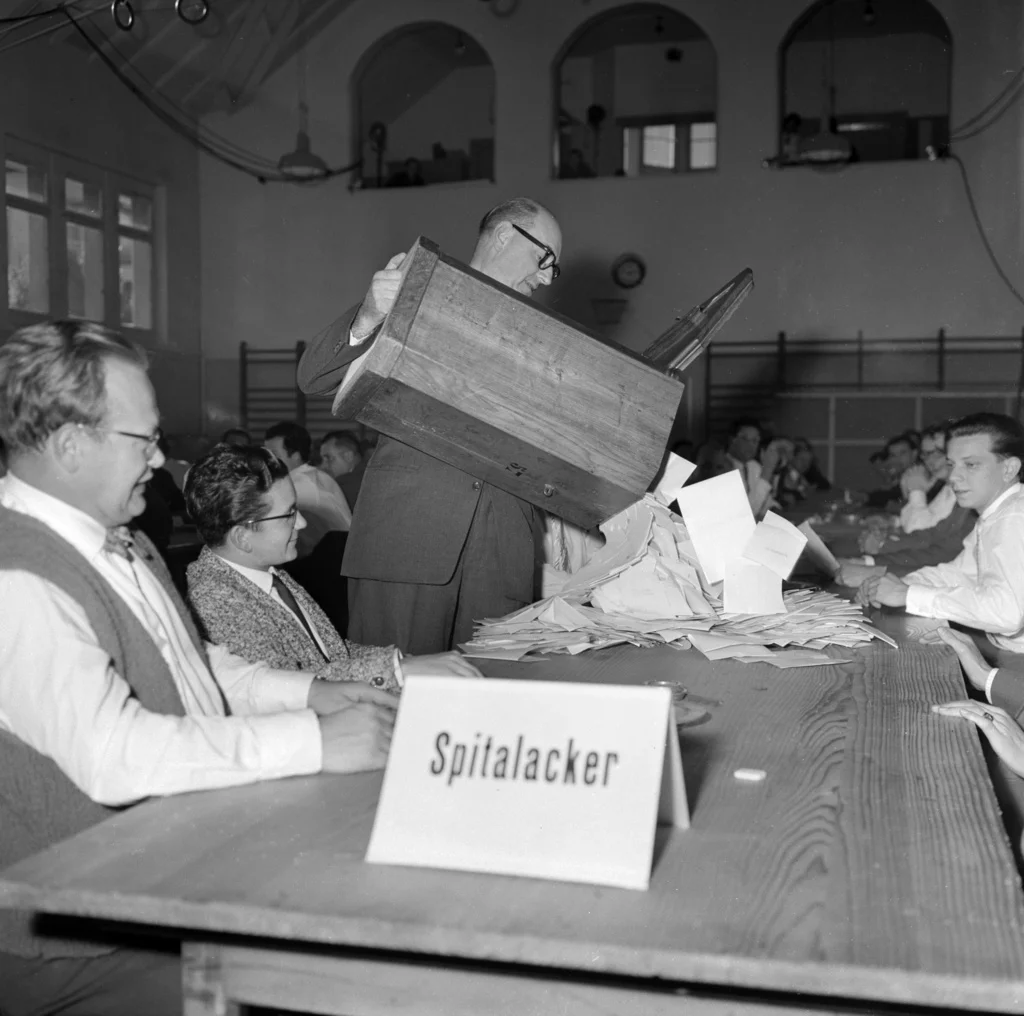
xmin=348 ymin=486 xmax=536 ymax=655
xmin=0 ymin=943 xmax=181 ymax=1016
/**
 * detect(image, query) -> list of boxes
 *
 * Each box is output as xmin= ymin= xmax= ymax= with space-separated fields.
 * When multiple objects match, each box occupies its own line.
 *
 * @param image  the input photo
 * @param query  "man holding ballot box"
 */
xmin=298 ymin=198 xmax=563 ymax=654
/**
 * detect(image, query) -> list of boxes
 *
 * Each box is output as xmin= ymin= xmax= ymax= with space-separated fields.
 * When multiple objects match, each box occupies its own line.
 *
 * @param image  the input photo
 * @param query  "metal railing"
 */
xmin=703 ymin=328 xmax=1024 ymax=438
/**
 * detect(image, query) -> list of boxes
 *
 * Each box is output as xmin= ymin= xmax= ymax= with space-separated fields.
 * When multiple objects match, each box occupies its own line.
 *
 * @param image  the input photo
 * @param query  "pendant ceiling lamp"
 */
xmin=799 ymin=0 xmax=852 ymax=167
xmin=279 ymin=18 xmax=328 ymax=180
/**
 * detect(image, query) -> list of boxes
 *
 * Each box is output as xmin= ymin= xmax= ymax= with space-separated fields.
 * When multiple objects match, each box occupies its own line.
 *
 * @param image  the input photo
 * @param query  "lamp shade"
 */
xmin=278 ymin=130 xmax=328 ymax=179
xmin=799 ymin=129 xmax=852 ymax=166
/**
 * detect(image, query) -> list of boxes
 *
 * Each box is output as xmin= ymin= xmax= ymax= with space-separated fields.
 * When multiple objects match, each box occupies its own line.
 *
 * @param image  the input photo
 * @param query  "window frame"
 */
xmin=618 ymin=112 xmax=718 ymax=176
xmin=2 ymin=137 xmax=160 ymax=340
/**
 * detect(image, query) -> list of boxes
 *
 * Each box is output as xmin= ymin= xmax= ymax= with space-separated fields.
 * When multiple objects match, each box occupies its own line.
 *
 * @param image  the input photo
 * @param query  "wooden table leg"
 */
xmin=183 ymin=942 xmax=242 ymax=1016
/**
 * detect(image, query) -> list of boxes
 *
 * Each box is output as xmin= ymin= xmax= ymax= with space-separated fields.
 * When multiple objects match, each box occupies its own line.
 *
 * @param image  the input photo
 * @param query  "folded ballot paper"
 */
xmin=463 ymin=466 xmax=895 ymax=665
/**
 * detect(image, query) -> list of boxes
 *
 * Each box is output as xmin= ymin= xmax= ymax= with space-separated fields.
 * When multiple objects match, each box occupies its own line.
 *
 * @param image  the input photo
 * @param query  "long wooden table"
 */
xmin=3 ymin=622 xmax=1024 ymax=1015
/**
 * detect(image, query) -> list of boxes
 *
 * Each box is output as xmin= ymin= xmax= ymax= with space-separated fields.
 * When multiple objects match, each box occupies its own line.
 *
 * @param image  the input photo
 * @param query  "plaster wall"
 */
xmin=198 ymin=0 xmax=1024 ymax=432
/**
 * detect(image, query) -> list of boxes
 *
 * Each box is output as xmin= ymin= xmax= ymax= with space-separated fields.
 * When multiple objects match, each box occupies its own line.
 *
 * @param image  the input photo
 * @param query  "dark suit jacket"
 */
xmin=992 ymin=670 xmax=1024 ymax=722
xmin=874 ymin=505 xmax=977 ymax=576
xmin=298 ymin=308 xmax=532 ymax=585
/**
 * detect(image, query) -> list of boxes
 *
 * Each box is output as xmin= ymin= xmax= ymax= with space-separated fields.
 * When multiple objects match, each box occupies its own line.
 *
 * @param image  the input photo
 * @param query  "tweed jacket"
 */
xmin=297 ymin=306 xmax=536 ymax=585
xmin=186 ymin=547 xmax=396 ymax=686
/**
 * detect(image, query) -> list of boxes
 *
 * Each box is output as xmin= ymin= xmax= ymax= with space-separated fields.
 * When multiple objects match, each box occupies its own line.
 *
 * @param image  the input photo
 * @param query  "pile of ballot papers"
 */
xmin=461 ymin=456 xmax=895 ymax=666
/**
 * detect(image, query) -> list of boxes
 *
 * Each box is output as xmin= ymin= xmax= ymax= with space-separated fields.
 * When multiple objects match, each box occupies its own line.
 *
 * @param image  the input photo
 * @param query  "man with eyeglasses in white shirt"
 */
xmin=0 ymin=321 xmax=400 ymax=1015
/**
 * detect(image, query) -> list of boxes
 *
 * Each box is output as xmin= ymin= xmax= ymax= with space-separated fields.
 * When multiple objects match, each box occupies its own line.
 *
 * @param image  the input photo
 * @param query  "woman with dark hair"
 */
xmin=184 ymin=445 xmax=478 ymax=689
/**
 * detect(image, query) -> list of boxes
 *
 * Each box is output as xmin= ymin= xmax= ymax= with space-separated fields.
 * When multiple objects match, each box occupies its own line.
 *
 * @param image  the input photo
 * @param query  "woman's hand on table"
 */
xmin=936 ymin=627 xmax=991 ymax=692
xmin=932 ymin=701 xmax=1024 ymax=778
xmin=856 ymin=573 xmax=908 ymax=608
xmin=402 ymin=652 xmax=483 ymax=678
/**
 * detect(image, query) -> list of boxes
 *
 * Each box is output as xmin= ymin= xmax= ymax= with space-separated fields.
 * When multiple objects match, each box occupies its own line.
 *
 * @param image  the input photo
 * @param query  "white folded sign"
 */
xmin=366 ymin=676 xmax=689 ymax=890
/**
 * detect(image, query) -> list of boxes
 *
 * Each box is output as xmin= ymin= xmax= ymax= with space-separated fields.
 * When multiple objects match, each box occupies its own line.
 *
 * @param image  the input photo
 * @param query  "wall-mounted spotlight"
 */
xmin=111 ymin=0 xmax=134 ymax=31
xmin=176 ymin=0 xmax=210 ymax=26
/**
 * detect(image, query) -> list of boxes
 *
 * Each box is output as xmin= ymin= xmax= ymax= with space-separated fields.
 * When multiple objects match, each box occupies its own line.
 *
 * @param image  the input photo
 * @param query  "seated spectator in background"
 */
xmin=725 ymin=418 xmax=788 ymax=518
xmin=857 ymin=413 xmax=1024 ymax=652
xmin=690 ymin=439 xmax=732 ymax=485
xmin=933 ymin=627 xmax=1024 ymax=778
xmin=219 ymin=427 xmax=251 ymax=448
xmin=899 ymin=422 xmax=954 ymax=533
xmin=387 ymin=157 xmax=426 ymax=188
xmin=264 ymin=421 xmax=351 ymax=557
xmin=560 ymin=148 xmax=596 ymax=179
xmin=158 ymin=434 xmax=191 ymax=492
xmin=184 ymin=445 xmax=477 ymax=689
xmin=790 ymin=438 xmax=831 ymax=492
xmin=319 ymin=430 xmax=366 ymax=509
xmin=864 ymin=448 xmax=901 ymax=508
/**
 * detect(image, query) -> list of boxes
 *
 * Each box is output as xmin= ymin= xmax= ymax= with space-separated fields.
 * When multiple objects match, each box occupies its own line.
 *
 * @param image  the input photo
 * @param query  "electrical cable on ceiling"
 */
xmin=0 ymin=1 xmax=76 ymax=24
xmin=950 ymin=80 xmax=1024 ymax=142
xmin=63 ymin=8 xmax=361 ymax=184
xmin=945 ymin=152 xmax=1024 ymax=310
xmin=950 ymin=64 xmax=1024 ymax=139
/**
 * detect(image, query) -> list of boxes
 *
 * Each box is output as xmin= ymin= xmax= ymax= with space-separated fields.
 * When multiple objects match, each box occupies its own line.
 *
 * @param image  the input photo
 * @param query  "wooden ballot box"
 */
xmin=333 ymin=238 xmax=686 ymax=528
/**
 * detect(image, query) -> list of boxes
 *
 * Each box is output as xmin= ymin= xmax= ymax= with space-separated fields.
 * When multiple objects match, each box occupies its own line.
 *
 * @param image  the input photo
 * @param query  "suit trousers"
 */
xmin=348 ymin=483 xmax=536 ymax=654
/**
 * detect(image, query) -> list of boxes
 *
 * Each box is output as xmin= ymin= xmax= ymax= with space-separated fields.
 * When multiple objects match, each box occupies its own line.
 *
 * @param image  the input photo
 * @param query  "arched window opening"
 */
xmin=779 ymin=0 xmax=951 ymax=166
xmin=353 ymin=23 xmax=495 ymax=189
xmin=554 ymin=4 xmax=717 ymax=180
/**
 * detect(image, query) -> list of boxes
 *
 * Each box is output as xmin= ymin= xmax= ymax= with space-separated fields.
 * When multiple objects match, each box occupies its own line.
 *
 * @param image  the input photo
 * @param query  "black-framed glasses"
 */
xmin=511 ymin=223 xmax=561 ymax=280
xmin=112 ymin=427 xmax=163 ymax=454
xmin=81 ymin=424 xmax=163 ymax=456
xmin=245 ymin=505 xmax=299 ymax=528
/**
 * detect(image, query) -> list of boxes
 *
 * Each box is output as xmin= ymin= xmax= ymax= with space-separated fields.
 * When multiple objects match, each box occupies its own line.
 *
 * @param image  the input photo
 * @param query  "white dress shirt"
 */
xmin=0 ymin=474 xmax=322 ymax=806
xmin=291 ymin=462 xmax=352 ymax=553
xmin=904 ymin=483 xmax=1024 ymax=653
xmin=899 ymin=482 xmax=956 ymax=534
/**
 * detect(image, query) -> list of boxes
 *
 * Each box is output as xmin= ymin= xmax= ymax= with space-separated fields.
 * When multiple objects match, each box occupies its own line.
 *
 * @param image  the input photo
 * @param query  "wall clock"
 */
xmin=611 ymin=253 xmax=646 ymax=289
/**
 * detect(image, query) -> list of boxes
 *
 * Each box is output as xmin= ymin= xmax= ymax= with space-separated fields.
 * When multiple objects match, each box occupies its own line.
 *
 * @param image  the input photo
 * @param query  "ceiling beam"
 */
xmin=0 ymin=0 xmax=105 ymax=53
xmin=85 ymin=8 xmax=178 ymax=67
xmin=178 ymin=0 xmax=273 ymax=108
xmin=228 ymin=0 xmax=303 ymax=112
xmin=151 ymin=2 xmax=250 ymax=96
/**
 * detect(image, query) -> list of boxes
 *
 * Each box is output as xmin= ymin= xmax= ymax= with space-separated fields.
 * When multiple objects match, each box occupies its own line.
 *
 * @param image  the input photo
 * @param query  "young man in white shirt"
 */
xmin=264 ymin=420 xmax=352 ymax=556
xmin=0 ymin=322 xmax=398 ymax=1015
xmin=896 ymin=422 xmax=955 ymax=534
xmin=857 ymin=413 xmax=1024 ymax=653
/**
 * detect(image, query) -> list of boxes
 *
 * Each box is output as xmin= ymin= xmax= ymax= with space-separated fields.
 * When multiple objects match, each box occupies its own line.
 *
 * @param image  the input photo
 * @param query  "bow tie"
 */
xmin=103 ymin=526 xmax=135 ymax=561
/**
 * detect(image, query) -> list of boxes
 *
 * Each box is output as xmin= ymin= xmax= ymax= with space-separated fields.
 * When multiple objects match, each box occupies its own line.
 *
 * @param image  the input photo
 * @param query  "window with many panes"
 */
xmin=621 ymin=118 xmax=717 ymax=175
xmin=4 ymin=140 xmax=157 ymax=334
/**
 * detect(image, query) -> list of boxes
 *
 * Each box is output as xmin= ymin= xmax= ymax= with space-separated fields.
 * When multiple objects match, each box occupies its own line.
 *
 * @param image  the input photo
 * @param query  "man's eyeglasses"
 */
xmin=511 ymin=224 xmax=561 ymax=280
xmin=81 ymin=424 xmax=163 ymax=456
xmin=245 ymin=506 xmax=299 ymax=528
